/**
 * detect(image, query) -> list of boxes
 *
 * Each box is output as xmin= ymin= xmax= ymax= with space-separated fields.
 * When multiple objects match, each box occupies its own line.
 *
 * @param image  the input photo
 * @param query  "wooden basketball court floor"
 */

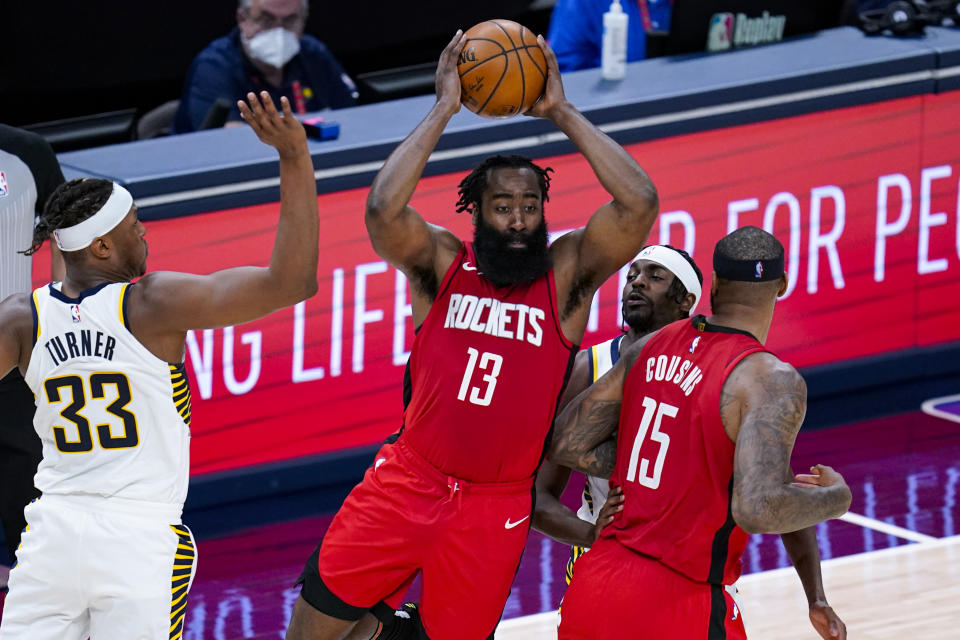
xmin=496 ymin=534 xmax=960 ymax=639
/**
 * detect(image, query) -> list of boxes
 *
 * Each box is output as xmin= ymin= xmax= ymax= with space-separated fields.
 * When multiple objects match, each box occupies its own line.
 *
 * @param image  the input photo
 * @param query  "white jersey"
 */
xmin=24 ymin=282 xmax=191 ymax=515
xmin=575 ymin=335 xmax=623 ymax=525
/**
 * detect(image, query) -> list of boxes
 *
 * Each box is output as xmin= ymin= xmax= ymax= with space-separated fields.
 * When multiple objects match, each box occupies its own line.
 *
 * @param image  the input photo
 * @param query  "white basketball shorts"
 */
xmin=0 ymin=494 xmax=197 ymax=640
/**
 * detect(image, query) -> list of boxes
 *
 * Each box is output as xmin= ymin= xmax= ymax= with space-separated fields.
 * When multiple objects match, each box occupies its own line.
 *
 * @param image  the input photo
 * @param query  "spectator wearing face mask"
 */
xmin=173 ymin=0 xmax=357 ymax=134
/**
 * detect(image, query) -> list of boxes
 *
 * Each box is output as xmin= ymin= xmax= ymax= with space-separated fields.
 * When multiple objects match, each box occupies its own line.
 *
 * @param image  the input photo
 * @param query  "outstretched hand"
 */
xmin=793 ymin=464 xmax=847 ymax=489
xmin=809 ymin=600 xmax=846 ymax=640
xmin=590 ymin=485 xmax=624 ymax=543
xmin=526 ymin=35 xmax=569 ymax=119
xmin=436 ymin=30 xmax=466 ymax=112
xmin=237 ymin=91 xmax=307 ymax=158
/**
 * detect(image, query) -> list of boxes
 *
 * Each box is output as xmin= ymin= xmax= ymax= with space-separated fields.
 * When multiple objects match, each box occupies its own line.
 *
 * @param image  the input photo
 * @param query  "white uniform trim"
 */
xmin=575 ymin=336 xmax=622 ymax=525
xmin=53 ymin=183 xmax=132 ymax=251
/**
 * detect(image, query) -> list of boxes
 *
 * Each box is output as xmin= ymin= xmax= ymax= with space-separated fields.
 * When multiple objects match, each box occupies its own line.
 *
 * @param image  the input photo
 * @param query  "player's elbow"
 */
xmin=278 ymin=275 xmax=318 ymax=306
xmin=731 ymin=494 xmax=776 ymax=534
xmin=365 ymin=191 xmax=399 ymax=226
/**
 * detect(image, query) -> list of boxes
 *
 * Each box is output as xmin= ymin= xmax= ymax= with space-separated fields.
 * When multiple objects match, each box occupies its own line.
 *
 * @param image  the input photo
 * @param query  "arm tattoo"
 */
xmin=551 ymin=397 xmax=621 ymax=473
xmin=581 ymin=438 xmax=617 ymax=478
xmin=733 ymin=367 xmax=850 ymax=533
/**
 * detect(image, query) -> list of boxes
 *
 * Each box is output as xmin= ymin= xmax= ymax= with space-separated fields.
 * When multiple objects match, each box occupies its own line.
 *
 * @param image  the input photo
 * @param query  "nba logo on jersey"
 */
xmin=70 ymin=304 xmax=81 ymax=323
xmin=0 ymin=171 xmax=8 ymax=197
xmin=689 ymin=336 xmax=701 ymax=354
xmin=755 ymin=261 xmax=764 ymax=279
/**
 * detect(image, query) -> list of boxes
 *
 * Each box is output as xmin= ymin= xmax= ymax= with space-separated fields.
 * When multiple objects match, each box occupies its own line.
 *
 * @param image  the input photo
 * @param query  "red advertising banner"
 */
xmin=33 ymin=91 xmax=960 ymax=475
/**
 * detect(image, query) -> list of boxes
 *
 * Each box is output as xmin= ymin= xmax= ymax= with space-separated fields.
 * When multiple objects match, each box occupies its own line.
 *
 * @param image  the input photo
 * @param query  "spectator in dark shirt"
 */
xmin=174 ymin=0 xmax=357 ymax=133
xmin=548 ymin=0 xmax=672 ymax=72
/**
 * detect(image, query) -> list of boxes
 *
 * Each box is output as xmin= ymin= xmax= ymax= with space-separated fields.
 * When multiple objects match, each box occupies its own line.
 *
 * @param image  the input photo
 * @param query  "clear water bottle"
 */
xmin=602 ymin=0 xmax=628 ymax=80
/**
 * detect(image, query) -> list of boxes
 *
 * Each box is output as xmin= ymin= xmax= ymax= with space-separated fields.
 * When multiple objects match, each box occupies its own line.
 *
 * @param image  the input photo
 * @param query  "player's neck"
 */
xmin=705 ymin=306 xmax=773 ymax=344
xmin=60 ymin=268 xmax=126 ymax=298
xmin=707 ymin=302 xmax=773 ymax=344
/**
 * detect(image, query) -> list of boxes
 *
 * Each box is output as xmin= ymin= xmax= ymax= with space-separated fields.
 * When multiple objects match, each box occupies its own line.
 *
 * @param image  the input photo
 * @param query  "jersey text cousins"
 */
xmin=443 ymin=293 xmax=545 ymax=346
xmin=644 ymin=353 xmax=704 ymax=396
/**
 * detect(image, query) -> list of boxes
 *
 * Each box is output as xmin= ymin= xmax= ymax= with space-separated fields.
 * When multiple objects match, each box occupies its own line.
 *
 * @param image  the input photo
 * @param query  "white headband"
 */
xmin=52 ymin=183 xmax=133 ymax=252
xmin=635 ymin=245 xmax=702 ymax=315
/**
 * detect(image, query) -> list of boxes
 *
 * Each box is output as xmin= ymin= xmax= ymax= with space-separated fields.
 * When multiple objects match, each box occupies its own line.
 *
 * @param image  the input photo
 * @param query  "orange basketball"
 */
xmin=458 ymin=19 xmax=547 ymax=119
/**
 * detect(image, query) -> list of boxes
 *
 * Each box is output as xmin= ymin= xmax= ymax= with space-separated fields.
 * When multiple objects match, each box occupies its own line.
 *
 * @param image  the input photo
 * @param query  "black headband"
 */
xmin=713 ymin=253 xmax=784 ymax=282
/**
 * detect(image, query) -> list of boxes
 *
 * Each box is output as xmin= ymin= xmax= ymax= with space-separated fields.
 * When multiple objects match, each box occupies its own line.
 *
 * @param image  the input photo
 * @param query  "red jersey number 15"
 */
xmin=626 ymin=396 xmax=677 ymax=490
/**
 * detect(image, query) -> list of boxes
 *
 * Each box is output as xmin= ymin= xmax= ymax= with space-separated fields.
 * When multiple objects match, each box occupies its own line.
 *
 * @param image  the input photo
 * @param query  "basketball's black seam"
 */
xmin=520 ymin=44 xmax=546 ymax=79
xmin=491 ymin=20 xmax=525 ymax=115
xmin=457 ymin=34 xmax=509 ymax=114
xmin=457 ymin=41 xmax=508 ymax=77
xmin=459 ymin=53 xmax=511 ymax=114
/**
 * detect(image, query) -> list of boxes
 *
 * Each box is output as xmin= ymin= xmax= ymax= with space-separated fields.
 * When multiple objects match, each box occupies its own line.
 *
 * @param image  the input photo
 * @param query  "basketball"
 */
xmin=458 ymin=19 xmax=547 ymax=119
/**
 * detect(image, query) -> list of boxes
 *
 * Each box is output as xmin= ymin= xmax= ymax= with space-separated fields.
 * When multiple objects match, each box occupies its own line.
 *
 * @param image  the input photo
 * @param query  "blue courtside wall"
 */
xmin=49 ymin=26 xmax=960 ymax=536
xmin=58 ymin=27 xmax=960 ymax=221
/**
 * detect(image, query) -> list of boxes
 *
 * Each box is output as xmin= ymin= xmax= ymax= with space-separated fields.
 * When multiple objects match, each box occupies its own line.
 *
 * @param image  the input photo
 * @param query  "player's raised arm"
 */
xmin=130 ymin=91 xmax=318 ymax=333
xmin=529 ymin=36 xmax=659 ymax=310
xmin=725 ymin=354 xmax=852 ymax=534
xmin=364 ymin=31 xmax=466 ymax=289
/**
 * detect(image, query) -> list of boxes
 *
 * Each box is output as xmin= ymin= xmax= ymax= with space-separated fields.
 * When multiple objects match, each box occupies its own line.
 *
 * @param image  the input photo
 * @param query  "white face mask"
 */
xmin=243 ymin=27 xmax=301 ymax=69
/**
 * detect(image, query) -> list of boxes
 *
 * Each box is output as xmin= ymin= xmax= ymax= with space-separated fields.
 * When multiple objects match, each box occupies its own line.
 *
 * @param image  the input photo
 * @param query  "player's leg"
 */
xmin=288 ymin=443 xmax=427 ymax=639
xmin=559 ymin=540 xmax=743 ymax=640
xmin=418 ymin=485 xmax=533 ymax=640
xmin=0 ymin=499 xmax=89 ymax=640
xmin=0 ymin=371 xmax=42 ymax=563
xmin=86 ymin=515 xmax=198 ymax=640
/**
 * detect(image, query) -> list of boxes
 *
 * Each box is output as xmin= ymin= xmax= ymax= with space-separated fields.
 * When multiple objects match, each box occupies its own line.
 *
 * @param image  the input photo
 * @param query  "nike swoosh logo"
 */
xmin=504 ymin=515 xmax=529 ymax=529
xmin=375 ymin=457 xmax=386 ymax=470
xmin=462 ymin=262 xmax=477 ymax=271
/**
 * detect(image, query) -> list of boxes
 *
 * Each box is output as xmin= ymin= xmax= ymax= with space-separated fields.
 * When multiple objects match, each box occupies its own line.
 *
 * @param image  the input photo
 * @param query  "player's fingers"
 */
xmin=237 ymin=100 xmax=252 ymax=121
xmin=260 ymin=91 xmax=279 ymax=118
xmin=793 ymin=474 xmax=821 ymax=485
xmin=279 ymin=96 xmax=293 ymax=120
xmin=246 ymin=91 xmax=264 ymax=118
xmin=444 ymin=29 xmax=463 ymax=52
xmin=538 ymin=34 xmax=559 ymax=70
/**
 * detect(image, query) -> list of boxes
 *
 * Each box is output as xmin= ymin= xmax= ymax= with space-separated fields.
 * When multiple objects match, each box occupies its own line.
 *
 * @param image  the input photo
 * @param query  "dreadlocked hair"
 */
xmin=647 ymin=244 xmax=703 ymax=307
xmin=21 ymin=178 xmax=114 ymax=256
xmin=454 ymin=155 xmax=553 ymax=215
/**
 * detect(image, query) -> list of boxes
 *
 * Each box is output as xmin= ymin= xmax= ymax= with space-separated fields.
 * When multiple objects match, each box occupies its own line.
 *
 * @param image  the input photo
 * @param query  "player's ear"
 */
xmin=776 ymin=274 xmax=788 ymax=298
xmin=679 ymin=291 xmax=696 ymax=316
xmin=89 ymin=236 xmax=112 ymax=260
xmin=471 ymin=205 xmax=479 ymax=226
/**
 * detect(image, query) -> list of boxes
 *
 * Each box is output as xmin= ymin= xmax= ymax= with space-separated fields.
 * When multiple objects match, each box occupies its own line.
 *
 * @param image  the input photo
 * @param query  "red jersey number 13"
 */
xmin=457 ymin=347 xmax=504 ymax=407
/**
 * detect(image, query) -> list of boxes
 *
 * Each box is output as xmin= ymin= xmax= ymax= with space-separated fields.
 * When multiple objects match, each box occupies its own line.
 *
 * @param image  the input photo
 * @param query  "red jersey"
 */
xmin=401 ymin=243 xmax=577 ymax=482
xmin=602 ymin=315 xmax=769 ymax=585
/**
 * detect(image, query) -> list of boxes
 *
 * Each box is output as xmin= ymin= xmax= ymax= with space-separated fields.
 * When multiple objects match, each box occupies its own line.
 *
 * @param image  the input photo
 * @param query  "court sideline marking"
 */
xmin=921 ymin=394 xmax=960 ymax=425
xmin=839 ymin=511 xmax=936 ymax=543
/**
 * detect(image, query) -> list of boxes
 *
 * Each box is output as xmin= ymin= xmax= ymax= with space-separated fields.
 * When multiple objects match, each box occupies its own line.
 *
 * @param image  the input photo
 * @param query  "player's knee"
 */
xmin=286 ymin=594 xmax=356 ymax=640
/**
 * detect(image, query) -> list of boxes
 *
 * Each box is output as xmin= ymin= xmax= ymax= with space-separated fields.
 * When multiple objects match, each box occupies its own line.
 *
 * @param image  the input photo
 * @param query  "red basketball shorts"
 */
xmin=558 ymin=538 xmax=747 ymax=640
xmin=317 ymin=439 xmax=534 ymax=640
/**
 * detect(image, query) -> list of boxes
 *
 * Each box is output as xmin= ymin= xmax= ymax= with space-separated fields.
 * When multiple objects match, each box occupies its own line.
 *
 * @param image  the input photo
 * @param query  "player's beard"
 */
xmin=473 ymin=216 xmax=551 ymax=288
xmin=621 ymin=296 xmax=657 ymax=335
